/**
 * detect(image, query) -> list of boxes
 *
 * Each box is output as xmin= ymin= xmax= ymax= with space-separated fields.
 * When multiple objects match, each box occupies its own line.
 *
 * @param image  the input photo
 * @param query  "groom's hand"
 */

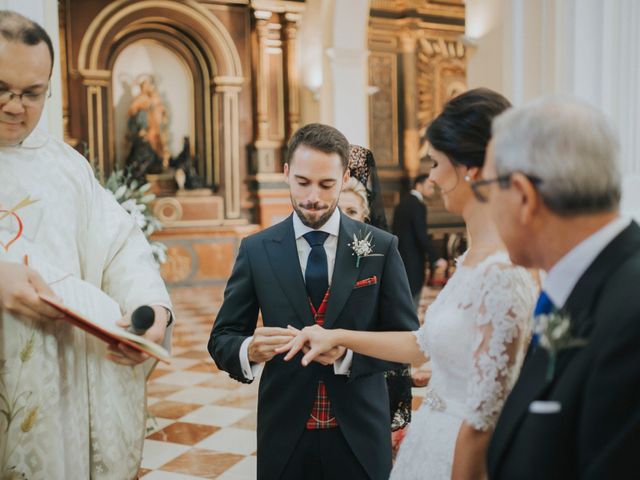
xmin=248 ymin=327 xmax=296 ymax=363
xmin=304 ymin=344 xmax=346 ymax=366
xmin=278 ymin=325 xmax=345 ymax=366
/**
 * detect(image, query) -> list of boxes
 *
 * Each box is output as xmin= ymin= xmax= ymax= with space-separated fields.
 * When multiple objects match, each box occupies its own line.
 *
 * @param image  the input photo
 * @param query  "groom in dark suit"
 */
xmin=478 ymin=96 xmax=640 ymax=479
xmin=209 ymin=123 xmax=418 ymax=480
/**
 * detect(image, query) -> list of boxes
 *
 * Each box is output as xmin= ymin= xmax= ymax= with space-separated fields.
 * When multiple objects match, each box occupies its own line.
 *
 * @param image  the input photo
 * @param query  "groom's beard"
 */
xmin=292 ymin=197 xmax=338 ymax=230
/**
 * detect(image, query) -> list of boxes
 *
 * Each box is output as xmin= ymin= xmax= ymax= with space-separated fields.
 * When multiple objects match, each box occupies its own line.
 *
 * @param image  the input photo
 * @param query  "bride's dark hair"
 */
xmin=426 ymin=88 xmax=511 ymax=168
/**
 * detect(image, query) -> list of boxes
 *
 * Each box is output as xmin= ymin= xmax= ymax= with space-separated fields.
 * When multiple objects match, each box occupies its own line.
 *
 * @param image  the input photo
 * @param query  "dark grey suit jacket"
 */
xmin=392 ymin=193 xmax=438 ymax=295
xmin=209 ymin=212 xmax=419 ymax=480
xmin=488 ymin=222 xmax=640 ymax=479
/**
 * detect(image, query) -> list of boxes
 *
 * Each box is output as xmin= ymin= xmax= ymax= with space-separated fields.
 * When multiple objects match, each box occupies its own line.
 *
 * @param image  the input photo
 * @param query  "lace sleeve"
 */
xmin=465 ymin=262 xmax=536 ymax=431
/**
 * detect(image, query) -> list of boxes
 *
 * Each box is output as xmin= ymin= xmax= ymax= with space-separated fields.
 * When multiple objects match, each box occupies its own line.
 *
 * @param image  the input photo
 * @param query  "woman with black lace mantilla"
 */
xmin=340 ymin=145 xmax=413 ymax=455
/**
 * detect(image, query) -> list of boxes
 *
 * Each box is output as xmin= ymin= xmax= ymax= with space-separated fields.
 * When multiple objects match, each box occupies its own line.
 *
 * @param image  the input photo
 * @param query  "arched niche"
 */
xmin=112 ymin=40 xmax=194 ymax=168
xmin=77 ymin=0 xmax=244 ymax=219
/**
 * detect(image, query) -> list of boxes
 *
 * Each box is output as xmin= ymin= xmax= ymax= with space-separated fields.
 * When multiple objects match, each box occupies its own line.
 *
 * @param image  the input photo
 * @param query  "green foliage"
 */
xmin=103 ymin=170 xmax=168 ymax=264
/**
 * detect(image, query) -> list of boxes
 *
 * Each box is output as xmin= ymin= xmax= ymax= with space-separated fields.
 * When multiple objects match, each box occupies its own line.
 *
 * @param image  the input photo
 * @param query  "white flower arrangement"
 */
xmin=533 ymin=311 xmax=587 ymax=382
xmin=348 ymin=230 xmax=383 ymax=267
xmin=104 ymin=170 xmax=167 ymax=265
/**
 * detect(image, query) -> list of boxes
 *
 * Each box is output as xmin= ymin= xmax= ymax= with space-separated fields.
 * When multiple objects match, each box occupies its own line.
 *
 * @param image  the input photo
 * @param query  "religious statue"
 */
xmin=171 ymin=136 xmax=206 ymax=190
xmin=125 ymin=75 xmax=171 ymax=182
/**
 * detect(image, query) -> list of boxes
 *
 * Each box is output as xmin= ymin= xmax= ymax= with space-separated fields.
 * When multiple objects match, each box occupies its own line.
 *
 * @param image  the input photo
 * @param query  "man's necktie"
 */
xmin=531 ymin=290 xmax=555 ymax=348
xmin=534 ymin=290 xmax=554 ymax=316
xmin=303 ymin=231 xmax=330 ymax=310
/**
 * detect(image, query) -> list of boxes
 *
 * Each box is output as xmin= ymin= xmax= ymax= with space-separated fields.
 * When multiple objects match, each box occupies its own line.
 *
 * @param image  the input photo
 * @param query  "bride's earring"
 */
xmin=464 ymin=175 xmax=471 ymax=182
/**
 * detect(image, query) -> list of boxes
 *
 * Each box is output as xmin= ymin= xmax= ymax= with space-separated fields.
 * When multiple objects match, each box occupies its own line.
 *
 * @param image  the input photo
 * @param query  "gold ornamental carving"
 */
xmin=283 ymin=12 xmax=301 ymax=138
xmin=416 ymin=36 xmax=466 ymax=157
xmin=369 ymin=52 xmax=398 ymax=167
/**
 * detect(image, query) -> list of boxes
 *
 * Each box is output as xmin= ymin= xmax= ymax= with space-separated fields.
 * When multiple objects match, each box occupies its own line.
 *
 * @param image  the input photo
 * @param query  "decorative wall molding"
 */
xmin=69 ymin=0 xmax=246 ymax=218
xmin=368 ymin=6 xmax=466 ymax=179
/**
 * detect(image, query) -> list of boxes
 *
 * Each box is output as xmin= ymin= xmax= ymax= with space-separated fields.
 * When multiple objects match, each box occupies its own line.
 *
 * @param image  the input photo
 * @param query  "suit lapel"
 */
xmin=263 ymin=216 xmax=315 ymax=328
xmin=324 ymin=214 xmax=364 ymax=329
xmin=491 ymin=221 xmax=640 ymax=469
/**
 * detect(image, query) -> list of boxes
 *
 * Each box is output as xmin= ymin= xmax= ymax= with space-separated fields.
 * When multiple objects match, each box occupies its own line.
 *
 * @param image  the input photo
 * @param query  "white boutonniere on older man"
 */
xmin=348 ymin=230 xmax=384 ymax=267
xmin=533 ymin=311 xmax=588 ymax=382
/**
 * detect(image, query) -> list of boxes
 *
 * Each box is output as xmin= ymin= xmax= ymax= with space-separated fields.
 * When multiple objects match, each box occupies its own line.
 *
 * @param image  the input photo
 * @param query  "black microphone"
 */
xmin=128 ymin=305 xmax=155 ymax=335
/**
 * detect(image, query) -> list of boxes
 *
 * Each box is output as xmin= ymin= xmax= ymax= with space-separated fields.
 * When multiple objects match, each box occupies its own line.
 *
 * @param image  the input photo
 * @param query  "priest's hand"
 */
xmin=108 ymin=305 xmax=169 ymax=365
xmin=248 ymin=327 xmax=296 ymax=363
xmin=0 ymin=260 xmax=66 ymax=321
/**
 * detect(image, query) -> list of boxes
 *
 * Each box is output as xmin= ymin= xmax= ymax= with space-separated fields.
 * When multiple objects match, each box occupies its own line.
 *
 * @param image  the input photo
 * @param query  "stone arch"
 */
xmin=77 ymin=0 xmax=244 ymax=218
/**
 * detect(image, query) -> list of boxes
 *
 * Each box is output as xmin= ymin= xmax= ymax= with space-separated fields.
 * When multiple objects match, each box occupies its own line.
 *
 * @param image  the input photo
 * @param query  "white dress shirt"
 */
xmin=239 ymin=208 xmax=353 ymax=380
xmin=410 ymin=189 xmax=424 ymax=202
xmin=543 ymin=216 xmax=631 ymax=308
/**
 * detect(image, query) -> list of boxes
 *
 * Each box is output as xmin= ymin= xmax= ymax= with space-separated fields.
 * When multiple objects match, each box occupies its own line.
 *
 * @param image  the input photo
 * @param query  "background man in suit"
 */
xmin=209 ymin=123 xmax=418 ymax=480
xmin=478 ymin=96 xmax=640 ymax=479
xmin=392 ymin=174 xmax=447 ymax=308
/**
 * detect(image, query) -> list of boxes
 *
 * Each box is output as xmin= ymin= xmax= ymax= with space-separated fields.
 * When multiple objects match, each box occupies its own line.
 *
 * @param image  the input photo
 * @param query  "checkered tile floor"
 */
xmin=139 ymin=284 xmax=440 ymax=479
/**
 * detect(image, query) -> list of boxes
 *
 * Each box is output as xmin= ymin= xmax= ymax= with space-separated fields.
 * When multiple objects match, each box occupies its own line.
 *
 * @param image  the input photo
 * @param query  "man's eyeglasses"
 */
xmin=468 ymin=173 xmax=541 ymax=202
xmin=0 ymin=86 xmax=50 ymax=108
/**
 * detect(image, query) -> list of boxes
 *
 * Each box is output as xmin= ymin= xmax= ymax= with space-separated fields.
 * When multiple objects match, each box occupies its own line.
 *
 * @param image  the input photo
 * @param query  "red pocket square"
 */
xmin=354 ymin=276 xmax=378 ymax=288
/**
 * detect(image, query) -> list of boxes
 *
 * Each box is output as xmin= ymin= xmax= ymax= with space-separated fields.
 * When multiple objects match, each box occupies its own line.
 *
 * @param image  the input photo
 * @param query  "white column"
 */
xmin=326 ymin=46 xmax=370 ymax=146
xmin=0 ymin=0 xmax=63 ymax=140
xmin=465 ymin=0 xmax=508 ymax=99
xmin=326 ymin=0 xmax=370 ymax=145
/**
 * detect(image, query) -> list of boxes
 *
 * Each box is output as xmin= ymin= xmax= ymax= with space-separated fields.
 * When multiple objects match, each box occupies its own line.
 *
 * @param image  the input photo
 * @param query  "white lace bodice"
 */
xmin=414 ymin=251 xmax=537 ymax=430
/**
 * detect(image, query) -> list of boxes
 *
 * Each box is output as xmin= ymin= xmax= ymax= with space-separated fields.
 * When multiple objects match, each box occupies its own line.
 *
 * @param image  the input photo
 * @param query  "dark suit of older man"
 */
xmin=484 ymin=96 xmax=640 ymax=479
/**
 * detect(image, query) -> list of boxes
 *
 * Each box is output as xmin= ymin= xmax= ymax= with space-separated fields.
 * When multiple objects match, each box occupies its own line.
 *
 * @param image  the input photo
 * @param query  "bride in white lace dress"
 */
xmin=279 ymin=88 xmax=538 ymax=479
xmin=391 ymin=249 xmax=536 ymax=479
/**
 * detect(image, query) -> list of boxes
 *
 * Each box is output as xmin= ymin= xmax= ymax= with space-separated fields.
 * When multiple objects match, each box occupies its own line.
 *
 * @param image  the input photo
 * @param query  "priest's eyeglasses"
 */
xmin=0 ymin=86 xmax=51 ymax=107
xmin=468 ymin=173 xmax=541 ymax=202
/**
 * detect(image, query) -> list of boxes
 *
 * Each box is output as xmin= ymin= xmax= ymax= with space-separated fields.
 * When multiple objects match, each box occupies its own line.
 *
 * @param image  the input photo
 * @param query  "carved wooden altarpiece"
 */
xmin=59 ymin=0 xmax=304 ymax=286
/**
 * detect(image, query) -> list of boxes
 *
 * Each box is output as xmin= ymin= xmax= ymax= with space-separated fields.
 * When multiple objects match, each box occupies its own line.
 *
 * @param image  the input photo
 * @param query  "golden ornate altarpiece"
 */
xmin=369 ymin=0 xmax=467 ymax=248
xmin=58 ymin=0 xmax=466 ymax=286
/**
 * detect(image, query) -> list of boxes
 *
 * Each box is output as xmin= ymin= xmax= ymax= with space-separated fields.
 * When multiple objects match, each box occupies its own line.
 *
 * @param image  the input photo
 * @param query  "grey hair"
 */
xmin=491 ymin=95 xmax=621 ymax=215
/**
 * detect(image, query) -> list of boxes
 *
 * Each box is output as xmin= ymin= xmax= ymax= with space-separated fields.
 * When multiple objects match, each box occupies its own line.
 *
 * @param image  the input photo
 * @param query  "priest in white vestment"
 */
xmin=0 ymin=11 xmax=173 ymax=479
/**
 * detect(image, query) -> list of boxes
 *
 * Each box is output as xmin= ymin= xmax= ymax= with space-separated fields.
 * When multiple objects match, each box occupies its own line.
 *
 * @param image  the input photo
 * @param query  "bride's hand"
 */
xmin=276 ymin=325 xmax=340 ymax=366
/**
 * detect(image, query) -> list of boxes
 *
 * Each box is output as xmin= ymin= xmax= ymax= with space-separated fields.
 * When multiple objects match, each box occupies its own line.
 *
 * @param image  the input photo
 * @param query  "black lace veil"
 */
xmin=348 ymin=145 xmax=389 ymax=231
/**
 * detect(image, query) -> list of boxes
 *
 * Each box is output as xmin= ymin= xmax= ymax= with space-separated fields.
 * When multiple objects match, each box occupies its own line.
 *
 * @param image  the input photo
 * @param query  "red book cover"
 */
xmin=40 ymin=294 xmax=171 ymax=364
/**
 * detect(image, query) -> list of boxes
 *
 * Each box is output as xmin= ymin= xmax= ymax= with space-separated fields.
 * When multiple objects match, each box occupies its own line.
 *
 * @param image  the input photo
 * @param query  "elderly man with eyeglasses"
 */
xmin=480 ymin=96 xmax=640 ymax=479
xmin=0 ymin=10 xmax=173 ymax=479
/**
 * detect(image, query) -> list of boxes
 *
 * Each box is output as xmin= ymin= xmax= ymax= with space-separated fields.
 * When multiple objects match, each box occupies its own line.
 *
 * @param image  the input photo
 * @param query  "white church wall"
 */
xmin=466 ymin=0 xmax=640 ymax=212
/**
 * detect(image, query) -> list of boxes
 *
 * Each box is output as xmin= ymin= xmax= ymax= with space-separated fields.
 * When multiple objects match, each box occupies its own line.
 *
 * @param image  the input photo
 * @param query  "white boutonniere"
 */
xmin=533 ymin=311 xmax=588 ymax=382
xmin=348 ymin=230 xmax=383 ymax=267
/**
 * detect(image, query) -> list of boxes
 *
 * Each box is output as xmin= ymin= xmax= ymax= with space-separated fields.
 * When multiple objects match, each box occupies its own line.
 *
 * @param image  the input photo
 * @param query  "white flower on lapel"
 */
xmin=348 ymin=230 xmax=383 ymax=267
xmin=533 ymin=311 xmax=587 ymax=382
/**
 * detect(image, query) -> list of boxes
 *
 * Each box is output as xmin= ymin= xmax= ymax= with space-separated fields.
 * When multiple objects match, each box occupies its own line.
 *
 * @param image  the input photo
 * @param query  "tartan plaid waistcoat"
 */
xmin=306 ymin=290 xmax=339 ymax=429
